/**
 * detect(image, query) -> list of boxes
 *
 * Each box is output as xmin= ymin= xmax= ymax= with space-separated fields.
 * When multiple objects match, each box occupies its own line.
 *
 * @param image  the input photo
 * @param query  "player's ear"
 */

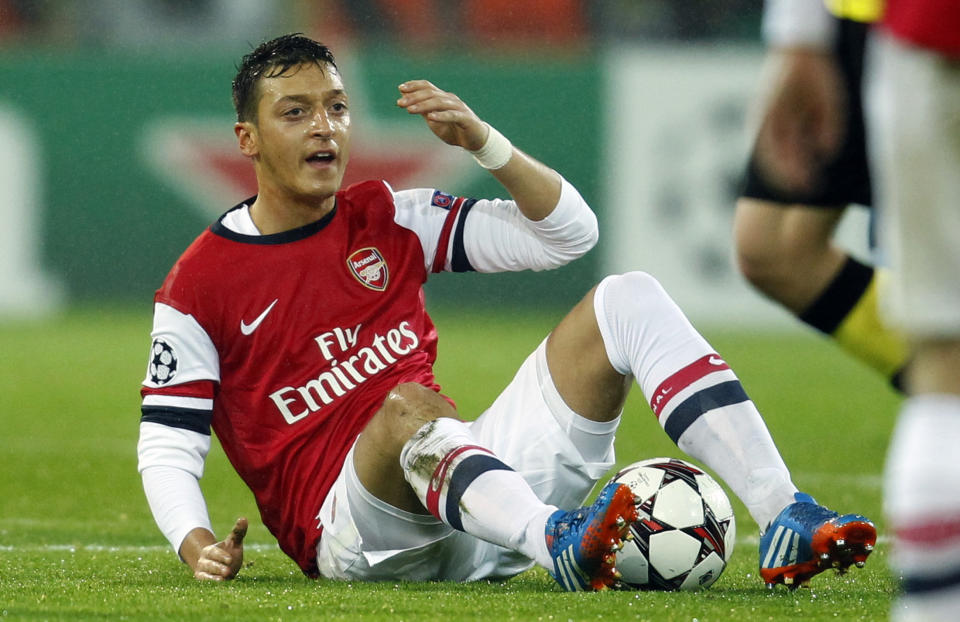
xmin=235 ymin=121 xmax=259 ymax=157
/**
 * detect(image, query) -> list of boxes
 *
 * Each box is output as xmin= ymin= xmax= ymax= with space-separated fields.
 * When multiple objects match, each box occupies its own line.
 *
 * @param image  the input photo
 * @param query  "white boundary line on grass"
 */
xmin=0 ymin=471 xmax=883 ymax=553
xmin=0 ymin=535 xmax=891 ymax=553
xmin=0 ymin=543 xmax=281 ymax=553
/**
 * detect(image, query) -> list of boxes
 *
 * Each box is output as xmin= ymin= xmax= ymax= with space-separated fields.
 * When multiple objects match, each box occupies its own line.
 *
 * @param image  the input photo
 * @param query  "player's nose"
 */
xmin=310 ymin=111 xmax=334 ymax=137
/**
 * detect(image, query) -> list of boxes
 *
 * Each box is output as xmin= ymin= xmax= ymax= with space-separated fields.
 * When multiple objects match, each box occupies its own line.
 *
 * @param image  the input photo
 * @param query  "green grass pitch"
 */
xmin=0 ymin=306 xmax=901 ymax=620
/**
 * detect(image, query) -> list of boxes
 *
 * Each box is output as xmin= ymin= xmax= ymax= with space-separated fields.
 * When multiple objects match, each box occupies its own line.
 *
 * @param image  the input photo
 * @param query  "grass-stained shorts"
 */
xmin=315 ymin=339 xmax=616 ymax=582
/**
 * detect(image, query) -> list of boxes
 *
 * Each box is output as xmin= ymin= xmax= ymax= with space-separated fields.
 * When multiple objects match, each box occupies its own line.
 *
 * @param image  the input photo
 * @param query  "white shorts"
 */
xmin=315 ymin=339 xmax=617 ymax=582
xmin=866 ymin=32 xmax=960 ymax=336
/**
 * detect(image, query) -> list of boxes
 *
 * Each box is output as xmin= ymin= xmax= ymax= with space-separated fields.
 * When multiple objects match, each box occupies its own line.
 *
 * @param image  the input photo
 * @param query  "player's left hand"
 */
xmin=193 ymin=517 xmax=248 ymax=581
xmin=397 ymin=80 xmax=488 ymax=151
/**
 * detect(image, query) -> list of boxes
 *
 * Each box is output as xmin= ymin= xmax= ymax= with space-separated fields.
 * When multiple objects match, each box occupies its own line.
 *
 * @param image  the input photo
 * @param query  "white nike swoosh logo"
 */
xmin=240 ymin=299 xmax=278 ymax=335
xmin=708 ymin=356 xmax=725 ymax=366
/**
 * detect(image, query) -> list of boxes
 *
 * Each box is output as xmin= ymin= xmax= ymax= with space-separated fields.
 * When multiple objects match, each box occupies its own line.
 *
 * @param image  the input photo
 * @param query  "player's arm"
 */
xmin=396 ymin=79 xmax=561 ymax=222
xmin=138 ymin=302 xmax=245 ymax=580
xmin=752 ymin=0 xmax=844 ymax=194
xmin=139 ymin=439 xmax=246 ymax=581
xmin=395 ymin=80 xmax=597 ymax=273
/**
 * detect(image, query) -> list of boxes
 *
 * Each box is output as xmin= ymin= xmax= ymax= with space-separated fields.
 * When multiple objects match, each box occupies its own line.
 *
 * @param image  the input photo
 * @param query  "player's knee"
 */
xmin=734 ymin=237 xmax=777 ymax=292
xmin=601 ymin=271 xmax=667 ymax=305
xmin=733 ymin=200 xmax=793 ymax=291
xmin=736 ymin=246 xmax=777 ymax=292
xmin=735 ymin=231 xmax=812 ymax=297
xmin=595 ymin=270 xmax=682 ymax=332
xmin=373 ymin=383 xmax=457 ymax=447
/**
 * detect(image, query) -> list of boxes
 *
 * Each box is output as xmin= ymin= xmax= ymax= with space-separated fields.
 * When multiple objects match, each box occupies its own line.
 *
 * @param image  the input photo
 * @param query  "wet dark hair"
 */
xmin=232 ymin=33 xmax=339 ymax=123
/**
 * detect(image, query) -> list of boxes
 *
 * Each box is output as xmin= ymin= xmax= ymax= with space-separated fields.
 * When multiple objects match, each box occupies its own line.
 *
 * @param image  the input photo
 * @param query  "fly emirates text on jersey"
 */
xmin=268 ymin=320 xmax=420 ymax=424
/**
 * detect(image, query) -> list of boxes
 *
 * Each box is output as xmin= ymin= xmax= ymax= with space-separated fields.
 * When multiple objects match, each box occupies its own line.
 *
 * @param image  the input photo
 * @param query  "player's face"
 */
xmin=240 ymin=62 xmax=351 ymax=208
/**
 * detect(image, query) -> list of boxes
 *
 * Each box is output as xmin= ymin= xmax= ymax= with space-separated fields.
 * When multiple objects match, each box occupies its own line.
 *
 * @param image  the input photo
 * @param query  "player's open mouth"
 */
xmin=306 ymin=151 xmax=336 ymax=166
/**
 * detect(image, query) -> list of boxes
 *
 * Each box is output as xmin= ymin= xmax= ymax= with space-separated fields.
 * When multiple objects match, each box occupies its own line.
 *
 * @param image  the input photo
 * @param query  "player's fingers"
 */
xmin=228 ymin=517 xmax=248 ymax=547
xmin=396 ymin=84 xmax=445 ymax=107
xmin=398 ymin=79 xmax=438 ymax=93
xmin=196 ymin=556 xmax=232 ymax=578
xmin=197 ymin=534 xmax=233 ymax=568
xmin=194 ymin=572 xmax=216 ymax=581
xmin=194 ymin=569 xmax=225 ymax=581
xmin=202 ymin=545 xmax=233 ymax=566
xmin=399 ymin=92 xmax=463 ymax=115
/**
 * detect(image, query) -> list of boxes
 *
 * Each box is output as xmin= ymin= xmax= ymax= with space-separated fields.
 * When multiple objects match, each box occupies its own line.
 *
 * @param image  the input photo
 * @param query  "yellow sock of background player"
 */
xmin=799 ymin=256 xmax=909 ymax=391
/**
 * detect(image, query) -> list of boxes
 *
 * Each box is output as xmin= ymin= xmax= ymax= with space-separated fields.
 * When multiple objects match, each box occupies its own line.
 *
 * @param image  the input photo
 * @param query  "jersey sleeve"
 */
xmin=138 ymin=301 xmax=219 ymax=555
xmin=390 ymin=176 xmax=598 ymax=274
xmin=139 ymin=301 xmax=217 ymax=476
xmin=139 ymin=426 xmax=214 ymax=555
xmin=140 ymin=302 xmax=219 ymax=435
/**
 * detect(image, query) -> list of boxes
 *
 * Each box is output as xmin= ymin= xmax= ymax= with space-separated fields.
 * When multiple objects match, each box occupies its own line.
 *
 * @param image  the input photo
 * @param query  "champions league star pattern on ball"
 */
xmin=610 ymin=458 xmax=735 ymax=591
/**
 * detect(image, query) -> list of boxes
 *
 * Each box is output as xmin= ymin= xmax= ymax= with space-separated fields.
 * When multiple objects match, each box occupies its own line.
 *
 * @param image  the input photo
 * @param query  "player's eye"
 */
xmin=283 ymin=107 xmax=306 ymax=117
xmin=331 ymin=102 xmax=348 ymax=114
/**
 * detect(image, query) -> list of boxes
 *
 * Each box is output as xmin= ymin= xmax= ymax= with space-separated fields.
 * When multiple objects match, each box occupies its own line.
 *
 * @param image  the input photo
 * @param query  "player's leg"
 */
xmin=734 ymin=198 xmax=846 ymax=312
xmin=551 ymin=271 xmax=797 ymax=528
xmin=345 ymin=381 xmax=635 ymax=590
xmin=736 ymin=17 xmax=909 ymax=389
xmin=459 ymin=336 xmax=640 ymax=589
xmin=354 ymin=382 xmax=556 ymax=556
xmin=547 ymin=270 xmax=875 ymax=586
xmin=867 ymin=31 xmax=960 ymax=620
xmin=734 ymin=198 xmax=908 ymax=387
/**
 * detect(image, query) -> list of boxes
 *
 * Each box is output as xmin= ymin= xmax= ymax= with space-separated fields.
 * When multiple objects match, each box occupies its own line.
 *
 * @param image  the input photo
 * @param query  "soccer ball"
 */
xmin=610 ymin=457 xmax=735 ymax=591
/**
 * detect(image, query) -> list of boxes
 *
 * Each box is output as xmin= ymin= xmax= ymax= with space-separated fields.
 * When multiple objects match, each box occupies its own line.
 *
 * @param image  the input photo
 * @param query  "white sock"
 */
xmin=594 ymin=272 xmax=798 ymax=529
xmin=886 ymin=394 xmax=960 ymax=616
xmin=400 ymin=417 xmax=557 ymax=569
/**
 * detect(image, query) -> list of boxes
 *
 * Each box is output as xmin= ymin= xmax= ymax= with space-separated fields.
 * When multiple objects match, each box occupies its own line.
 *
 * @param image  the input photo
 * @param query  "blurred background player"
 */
xmin=741 ymin=0 xmax=960 ymax=618
xmin=733 ymin=0 xmax=909 ymax=390
xmin=863 ymin=1 xmax=960 ymax=619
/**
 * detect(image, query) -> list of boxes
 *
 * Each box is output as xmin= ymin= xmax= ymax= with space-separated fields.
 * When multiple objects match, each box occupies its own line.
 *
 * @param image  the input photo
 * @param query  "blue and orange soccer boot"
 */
xmin=545 ymin=481 xmax=638 ymax=591
xmin=759 ymin=492 xmax=877 ymax=588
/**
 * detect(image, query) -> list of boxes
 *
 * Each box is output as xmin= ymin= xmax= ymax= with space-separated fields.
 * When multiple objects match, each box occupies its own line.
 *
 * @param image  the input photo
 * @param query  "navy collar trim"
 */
xmin=210 ymin=196 xmax=337 ymax=244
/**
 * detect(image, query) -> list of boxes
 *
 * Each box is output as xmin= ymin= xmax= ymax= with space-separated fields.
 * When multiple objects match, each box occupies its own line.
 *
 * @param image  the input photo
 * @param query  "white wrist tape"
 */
xmin=469 ymin=124 xmax=513 ymax=170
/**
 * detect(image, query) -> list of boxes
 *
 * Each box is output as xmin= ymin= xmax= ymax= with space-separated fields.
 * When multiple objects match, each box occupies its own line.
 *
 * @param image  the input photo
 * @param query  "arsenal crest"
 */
xmin=347 ymin=247 xmax=389 ymax=291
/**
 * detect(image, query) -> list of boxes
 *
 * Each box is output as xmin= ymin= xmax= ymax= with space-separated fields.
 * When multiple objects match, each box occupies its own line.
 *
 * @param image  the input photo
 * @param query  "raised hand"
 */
xmin=396 ymin=80 xmax=489 ymax=151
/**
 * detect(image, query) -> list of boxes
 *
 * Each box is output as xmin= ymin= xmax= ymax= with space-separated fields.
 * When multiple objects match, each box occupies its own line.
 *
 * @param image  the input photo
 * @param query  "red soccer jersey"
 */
xmin=883 ymin=0 xmax=960 ymax=56
xmin=140 ymin=174 xmax=595 ymax=576
xmin=143 ymin=181 xmax=456 ymax=575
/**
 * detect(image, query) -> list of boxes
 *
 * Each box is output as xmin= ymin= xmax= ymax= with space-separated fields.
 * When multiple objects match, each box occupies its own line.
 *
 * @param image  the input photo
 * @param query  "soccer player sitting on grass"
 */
xmin=137 ymin=34 xmax=875 ymax=591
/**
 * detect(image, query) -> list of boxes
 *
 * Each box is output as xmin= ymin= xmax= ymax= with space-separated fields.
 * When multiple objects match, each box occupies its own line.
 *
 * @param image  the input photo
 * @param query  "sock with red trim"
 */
xmin=594 ymin=271 xmax=798 ymax=529
xmin=400 ymin=416 xmax=556 ymax=569
xmin=886 ymin=394 xmax=960 ymax=619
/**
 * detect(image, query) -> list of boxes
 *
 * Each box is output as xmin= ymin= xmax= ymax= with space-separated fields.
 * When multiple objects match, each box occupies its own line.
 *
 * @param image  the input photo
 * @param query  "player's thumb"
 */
xmin=227 ymin=517 xmax=248 ymax=547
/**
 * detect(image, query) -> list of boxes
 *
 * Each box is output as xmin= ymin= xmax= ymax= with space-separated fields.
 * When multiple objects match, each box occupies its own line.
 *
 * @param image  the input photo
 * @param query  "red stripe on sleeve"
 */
xmin=141 ymin=379 xmax=217 ymax=401
xmin=431 ymin=198 xmax=464 ymax=274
